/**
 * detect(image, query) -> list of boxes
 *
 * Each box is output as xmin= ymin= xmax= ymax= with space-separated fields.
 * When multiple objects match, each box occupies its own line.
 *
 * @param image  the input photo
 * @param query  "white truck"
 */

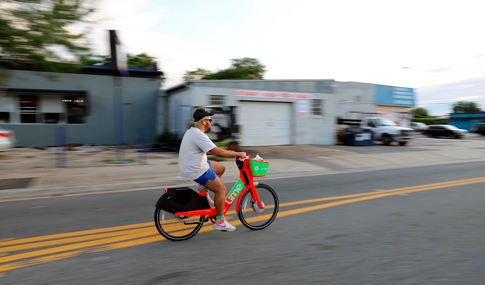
xmin=360 ymin=117 xmax=414 ymax=146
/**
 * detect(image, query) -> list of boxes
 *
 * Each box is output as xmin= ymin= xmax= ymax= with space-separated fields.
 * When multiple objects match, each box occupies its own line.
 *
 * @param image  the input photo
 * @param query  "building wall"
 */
xmin=449 ymin=113 xmax=485 ymax=131
xmin=167 ymin=88 xmax=192 ymax=139
xmin=166 ymin=80 xmax=336 ymax=146
xmin=117 ymin=76 xmax=159 ymax=145
xmin=1 ymin=69 xmax=159 ymax=146
xmin=157 ymin=89 xmax=165 ymax=135
xmin=164 ymin=80 xmax=414 ymax=146
xmin=333 ymin=82 xmax=375 ymax=120
xmin=376 ymin=105 xmax=412 ymax=114
xmin=448 ymin=119 xmax=473 ymax=131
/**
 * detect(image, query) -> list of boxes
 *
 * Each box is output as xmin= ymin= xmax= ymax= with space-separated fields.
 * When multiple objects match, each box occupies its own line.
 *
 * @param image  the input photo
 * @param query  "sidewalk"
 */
xmin=2 ymin=136 xmax=485 ymax=201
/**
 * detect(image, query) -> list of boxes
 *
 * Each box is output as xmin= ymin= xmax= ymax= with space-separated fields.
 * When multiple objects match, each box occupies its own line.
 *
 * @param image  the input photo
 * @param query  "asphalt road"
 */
xmin=1 ymin=161 xmax=485 ymax=284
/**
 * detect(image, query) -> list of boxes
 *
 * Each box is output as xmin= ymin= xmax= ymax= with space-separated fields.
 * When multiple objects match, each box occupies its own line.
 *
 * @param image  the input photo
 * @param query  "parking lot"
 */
xmin=326 ymin=131 xmax=485 ymax=155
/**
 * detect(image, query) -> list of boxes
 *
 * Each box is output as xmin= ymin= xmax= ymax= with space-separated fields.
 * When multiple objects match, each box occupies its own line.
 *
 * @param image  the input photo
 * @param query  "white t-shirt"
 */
xmin=178 ymin=127 xmax=217 ymax=180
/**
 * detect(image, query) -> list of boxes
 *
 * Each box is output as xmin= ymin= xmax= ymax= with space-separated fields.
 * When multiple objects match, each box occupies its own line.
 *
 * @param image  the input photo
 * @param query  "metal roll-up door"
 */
xmin=239 ymin=101 xmax=292 ymax=146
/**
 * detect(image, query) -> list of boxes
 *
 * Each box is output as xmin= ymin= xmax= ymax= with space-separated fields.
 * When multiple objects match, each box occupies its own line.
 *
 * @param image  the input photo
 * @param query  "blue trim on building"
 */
xmin=450 ymin=113 xmax=485 ymax=118
xmin=448 ymin=113 xmax=485 ymax=131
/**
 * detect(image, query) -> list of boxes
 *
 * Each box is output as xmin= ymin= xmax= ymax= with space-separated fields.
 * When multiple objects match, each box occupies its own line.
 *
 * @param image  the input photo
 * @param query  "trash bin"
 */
xmin=344 ymin=128 xmax=374 ymax=146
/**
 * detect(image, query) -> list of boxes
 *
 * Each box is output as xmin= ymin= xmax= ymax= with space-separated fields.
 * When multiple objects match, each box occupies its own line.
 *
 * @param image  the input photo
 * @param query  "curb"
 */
xmin=0 ymin=178 xmax=189 ymax=202
xmin=3 ymin=157 xmax=485 ymax=202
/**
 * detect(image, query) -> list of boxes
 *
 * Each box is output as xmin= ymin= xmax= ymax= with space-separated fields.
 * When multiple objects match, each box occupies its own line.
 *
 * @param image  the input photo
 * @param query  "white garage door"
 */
xmin=239 ymin=101 xmax=292 ymax=146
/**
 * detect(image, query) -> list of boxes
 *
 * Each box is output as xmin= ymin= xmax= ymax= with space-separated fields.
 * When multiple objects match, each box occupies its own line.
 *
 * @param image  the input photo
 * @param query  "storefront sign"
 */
xmin=391 ymin=87 xmax=414 ymax=105
xmin=374 ymin=85 xmax=415 ymax=106
xmin=236 ymin=90 xmax=312 ymax=100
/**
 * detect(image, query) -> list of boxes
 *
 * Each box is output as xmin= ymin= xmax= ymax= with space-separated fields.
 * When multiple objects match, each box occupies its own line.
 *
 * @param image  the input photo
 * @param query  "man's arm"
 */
xmin=208 ymin=147 xmax=246 ymax=158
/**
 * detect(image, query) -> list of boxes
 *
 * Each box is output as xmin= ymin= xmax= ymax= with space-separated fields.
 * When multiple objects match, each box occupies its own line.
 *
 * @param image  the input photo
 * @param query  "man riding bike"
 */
xmin=178 ymin=108 xmax=246 ymax=231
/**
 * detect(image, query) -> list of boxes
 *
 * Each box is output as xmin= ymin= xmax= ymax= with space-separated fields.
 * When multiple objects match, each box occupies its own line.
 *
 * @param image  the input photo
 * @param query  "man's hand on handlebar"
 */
xmin=235 ymin=152 xmax=247 ymax=158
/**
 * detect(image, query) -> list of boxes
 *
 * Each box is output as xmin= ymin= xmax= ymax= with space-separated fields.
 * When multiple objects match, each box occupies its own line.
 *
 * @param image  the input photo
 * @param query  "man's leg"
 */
xmin=200 ymin=163 xmax=235 ymax=231
xmin=203 ymin=176 xmax=226 ymax=216
xmin=210 ymin=160 xmax=225 ymax=177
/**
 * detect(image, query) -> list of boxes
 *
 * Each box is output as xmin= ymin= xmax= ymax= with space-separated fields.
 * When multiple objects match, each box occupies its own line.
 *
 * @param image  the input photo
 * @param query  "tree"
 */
xmin=184 ymin=57 xmax=266 ymax=80
xmin=452 ymin=101 xmax=482 ymax=113
xmin=410 ymin=107 xmax=429 ymax=117
xmin=82 ymin=53 xmax=158 ymax=69
xmin=183 ymin=68 xmax=212 ymax=81
xmin=81 ymin=54 xmax=110 ymax=66
xmin=127 ymin=53 xmax=156 ymax=69
xmin=127 ymin=53 xmax=165 ymax=86
xmin=81 ymin=52 xmax=166 ymax=86
xmin=0 ymin=0 xmax=97 ymax=72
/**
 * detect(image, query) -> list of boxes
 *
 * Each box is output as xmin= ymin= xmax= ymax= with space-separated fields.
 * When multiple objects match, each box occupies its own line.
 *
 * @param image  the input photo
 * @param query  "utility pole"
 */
xmin=109 ymin=30 xmax=129 ymax=161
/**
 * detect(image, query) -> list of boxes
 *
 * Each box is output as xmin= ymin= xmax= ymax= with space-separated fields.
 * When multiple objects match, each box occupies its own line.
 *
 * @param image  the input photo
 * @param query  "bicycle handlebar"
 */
xmin=235 ymin=152 xmax=249 ymax=161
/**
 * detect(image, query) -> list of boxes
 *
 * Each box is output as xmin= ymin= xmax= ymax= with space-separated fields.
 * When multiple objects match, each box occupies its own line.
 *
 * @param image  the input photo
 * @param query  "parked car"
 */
xmin=410 ymin=122 xmax=428 ymax=133
xmin=471 ymin=123 xmax=485 ymax=136
xmin=360 ymin=117 xmax=413 ymax=146
xmin=424 ymin=125 xmax=466 ymax=139
xmin=0 ymin=127 xmax=16 ymax=151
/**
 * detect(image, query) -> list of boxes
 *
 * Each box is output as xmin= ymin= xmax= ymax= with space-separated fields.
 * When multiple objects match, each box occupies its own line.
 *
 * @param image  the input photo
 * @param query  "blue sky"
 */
xmin=89 ymin=0 xmax=485 ymax=116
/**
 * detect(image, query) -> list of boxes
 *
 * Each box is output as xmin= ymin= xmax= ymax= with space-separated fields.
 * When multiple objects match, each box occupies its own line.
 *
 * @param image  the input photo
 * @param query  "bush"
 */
xmin=208 ymin=156 xmax=226 ymax=161
xmin=214 ymin=138 xmax=232 ymax=149
xmin=157 ymin=131 xmax=177 ymax=144
xmin=412 ymin=118 xmax=448 ymax=125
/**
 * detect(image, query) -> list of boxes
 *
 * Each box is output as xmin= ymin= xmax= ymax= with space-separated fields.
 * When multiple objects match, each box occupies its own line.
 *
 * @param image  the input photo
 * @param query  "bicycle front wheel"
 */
xmin=238 ymin=183 xmax=279 ymax=230
xmin=154 ymin=208 xmax=204 ymax=241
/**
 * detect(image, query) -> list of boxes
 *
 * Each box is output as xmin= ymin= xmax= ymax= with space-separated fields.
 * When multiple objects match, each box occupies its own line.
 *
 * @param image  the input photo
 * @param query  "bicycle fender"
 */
xmin=154 ymin=190 xmax=174 ymax=208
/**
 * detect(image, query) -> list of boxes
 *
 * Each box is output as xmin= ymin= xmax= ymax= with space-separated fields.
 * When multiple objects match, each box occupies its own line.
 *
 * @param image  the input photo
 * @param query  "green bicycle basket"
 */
xmin=248 ymin=159 xmax=270 ymax=177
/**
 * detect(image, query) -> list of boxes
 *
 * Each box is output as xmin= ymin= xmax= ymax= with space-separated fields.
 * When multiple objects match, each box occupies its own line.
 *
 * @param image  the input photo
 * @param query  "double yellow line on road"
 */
xmin=1 ymin=176 xmax=484 ymax=274
xmin=278 ymin=176 xmax=485 ymax=217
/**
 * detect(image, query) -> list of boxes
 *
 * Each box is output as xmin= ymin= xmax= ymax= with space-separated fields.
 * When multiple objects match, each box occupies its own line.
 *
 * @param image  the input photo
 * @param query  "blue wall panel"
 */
xmin=374 ymin=85 xmax=415 ymax=106
xmin=450 ymin=120 xmax=471 ymax=131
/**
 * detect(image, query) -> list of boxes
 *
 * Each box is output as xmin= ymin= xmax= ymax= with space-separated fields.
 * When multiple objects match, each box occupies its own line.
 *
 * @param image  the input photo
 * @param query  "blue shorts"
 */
xmin=194 ymin=160 xmax=217 ymax=185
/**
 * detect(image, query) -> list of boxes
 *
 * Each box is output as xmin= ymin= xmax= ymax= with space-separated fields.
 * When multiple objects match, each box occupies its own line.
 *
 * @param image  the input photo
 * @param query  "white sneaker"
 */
xmin=214 ymin=220 xmax=236 ymax=232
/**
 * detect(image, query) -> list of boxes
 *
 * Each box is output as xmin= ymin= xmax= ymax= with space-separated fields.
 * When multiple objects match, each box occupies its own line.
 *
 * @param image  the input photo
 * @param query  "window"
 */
xmin=2 ymin=90 xmax=87 ymax=124
xmin=0 ymin=112 xmax=9 ymax=123
xmin=375 ymin=119 xmax=397 ymax=126
xmin=19 ymin=95 xmax=39 ymax=123
xmin=311 ymin=99 xmax=323 ymax=116
xmin=64 ymin=97 xmax=86 ymax=124
xmin=444 ymin=125 xmax=458 ymax=130
xmin=44 ymin=113 xmax=60 ymax=124
xmin=42 ymin=96 xmax=64 ymax=124
xmin=0 ymin=97 xmax=12 ymax=123
xmin=209 ymin=95 xmax=224 ymax=105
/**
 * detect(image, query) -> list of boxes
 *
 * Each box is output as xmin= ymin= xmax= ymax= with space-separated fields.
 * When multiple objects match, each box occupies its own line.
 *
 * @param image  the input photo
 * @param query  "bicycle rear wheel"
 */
xmin=154 ymin=208 xmax=204 ymax=241
xmin=238 ymin=183 xmax=279 ymax=230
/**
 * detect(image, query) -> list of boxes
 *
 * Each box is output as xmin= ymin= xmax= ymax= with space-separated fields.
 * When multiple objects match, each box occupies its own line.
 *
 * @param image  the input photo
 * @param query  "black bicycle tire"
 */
xmin=237 ymin=183 xmax=279 ymax=230
xmin=154 ymin=208 xmax=204 ymax=241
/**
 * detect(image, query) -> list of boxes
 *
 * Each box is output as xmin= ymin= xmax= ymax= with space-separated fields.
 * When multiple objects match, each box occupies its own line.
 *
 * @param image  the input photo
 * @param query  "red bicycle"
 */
xmin=154 ymin=155 xmax=279 ymax=241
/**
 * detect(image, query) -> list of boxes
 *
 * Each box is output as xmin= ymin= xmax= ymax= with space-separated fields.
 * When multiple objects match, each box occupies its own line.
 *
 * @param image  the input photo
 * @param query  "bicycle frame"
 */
xmin=174 ymin=157 xmax=265 ymax=217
